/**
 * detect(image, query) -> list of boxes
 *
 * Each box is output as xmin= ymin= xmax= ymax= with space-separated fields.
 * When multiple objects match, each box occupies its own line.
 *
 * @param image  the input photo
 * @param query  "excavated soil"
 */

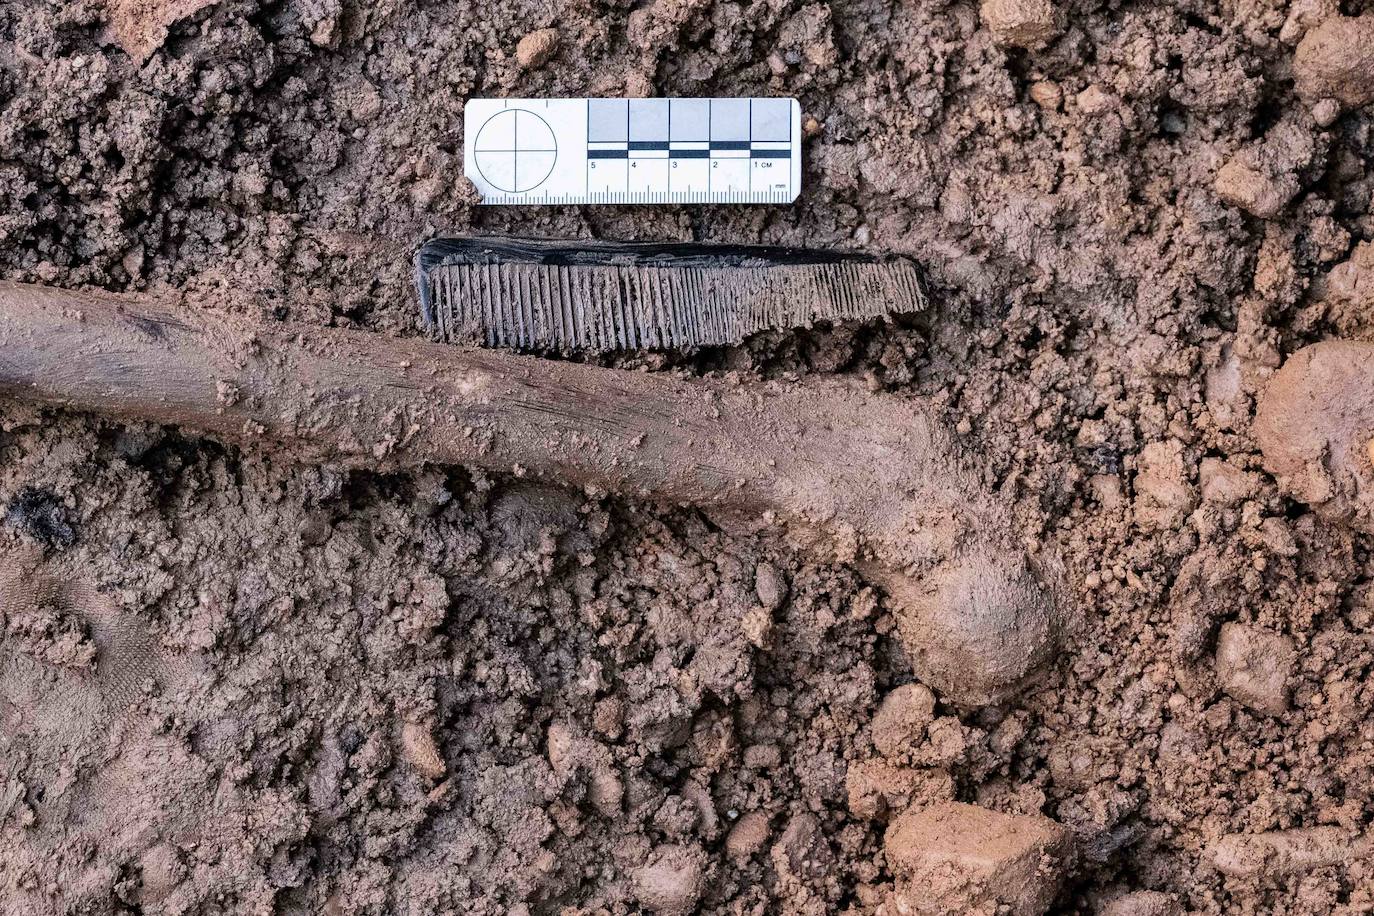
xmin=2 ymin=0 xmax=1373 ymax=913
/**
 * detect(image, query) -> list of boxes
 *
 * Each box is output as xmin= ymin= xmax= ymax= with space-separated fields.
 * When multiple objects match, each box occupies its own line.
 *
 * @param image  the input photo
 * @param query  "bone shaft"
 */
xmin=0 ymin=283 xmax=958 ymax=545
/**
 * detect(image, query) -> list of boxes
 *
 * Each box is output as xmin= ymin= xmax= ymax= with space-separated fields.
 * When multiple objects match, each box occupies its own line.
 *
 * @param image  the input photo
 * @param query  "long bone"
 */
xmin=0 ymin=281 xmax=1061 ymax=705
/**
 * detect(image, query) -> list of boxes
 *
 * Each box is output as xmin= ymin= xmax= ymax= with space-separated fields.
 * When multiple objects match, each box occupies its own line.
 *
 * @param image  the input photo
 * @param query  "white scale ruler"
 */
xmin=463 ymin=98 xmax=802 ymax=205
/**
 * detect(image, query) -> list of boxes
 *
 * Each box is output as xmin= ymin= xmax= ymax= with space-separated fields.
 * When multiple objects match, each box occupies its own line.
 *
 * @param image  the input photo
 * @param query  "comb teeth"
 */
xmin=416 ymin=237 xmax=926 ymax=352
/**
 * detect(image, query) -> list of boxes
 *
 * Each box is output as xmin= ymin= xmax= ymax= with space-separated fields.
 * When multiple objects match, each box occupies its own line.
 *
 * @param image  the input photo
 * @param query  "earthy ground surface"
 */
xmin=1 ymin=0 xmax=1373 ymax=913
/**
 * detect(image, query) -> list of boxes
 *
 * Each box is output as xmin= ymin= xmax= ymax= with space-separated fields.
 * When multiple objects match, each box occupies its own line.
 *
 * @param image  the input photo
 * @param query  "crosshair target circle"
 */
xmin=473 ymin=109 xmax=558 ymax=193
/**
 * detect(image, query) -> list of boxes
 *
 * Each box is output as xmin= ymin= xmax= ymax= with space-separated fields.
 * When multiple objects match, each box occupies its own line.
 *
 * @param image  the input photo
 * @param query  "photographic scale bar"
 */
xmin=464 ymin=98 xmax=802 ymax=206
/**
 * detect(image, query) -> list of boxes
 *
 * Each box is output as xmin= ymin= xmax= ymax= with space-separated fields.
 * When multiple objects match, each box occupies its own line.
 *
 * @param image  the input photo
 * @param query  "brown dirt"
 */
xmin=1 ymin=0 xmax=1373 ymax=913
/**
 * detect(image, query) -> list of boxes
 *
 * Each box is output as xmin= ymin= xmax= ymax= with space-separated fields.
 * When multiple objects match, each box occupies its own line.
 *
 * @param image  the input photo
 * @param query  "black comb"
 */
xmin=415 ymin=236 xmax=925 ymax=351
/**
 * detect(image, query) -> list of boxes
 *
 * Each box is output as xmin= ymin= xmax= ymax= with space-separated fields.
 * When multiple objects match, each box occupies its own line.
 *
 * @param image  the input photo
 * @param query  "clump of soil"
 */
xmin=1 ymin=0 xmax=1373 ymax=913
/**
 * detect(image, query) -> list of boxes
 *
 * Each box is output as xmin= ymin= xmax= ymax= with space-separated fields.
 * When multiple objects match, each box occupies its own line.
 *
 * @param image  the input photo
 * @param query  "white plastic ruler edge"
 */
xmin=463 ymin=98 xmax=802 ymax=205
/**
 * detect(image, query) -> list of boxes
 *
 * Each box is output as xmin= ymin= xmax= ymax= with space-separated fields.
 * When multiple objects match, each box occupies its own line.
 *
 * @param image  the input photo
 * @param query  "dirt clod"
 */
xmin=1214 ymin=622 xmax=1295 ymax=717
xmin=515 ymin=27 xmax=559 ymax=69
xmin=884 ymin=801 xmax=1074 ymax=915
xmin=871 ymin=682 xmax=937 ymax=758
xmin=103 ymin=0 xmax=220 ymax=62
xmin=725 ymin=810 xmax=771 ymax=861
xmin=1212 ymin=121 xmax=1317 ymax=219
xmin=1214 ymin=159 xmax=1293 ymax=220
xmin=399 ymin=722 xmax=446 ymax=779
xmin=1292 ymin=14 xmax=1374 ymax=110
xmin=633 ymin=844 xmax=707 ymax=915
xmin=979 ymin=0 xmax=1060 ymax=49
xmin=897 ymin=548 xmax=1060 ymax=706
xmin=1254 ymin=340 xmax=1374 ymax=532
xmin=1209 ymin=826 xmax=1372 ymax=878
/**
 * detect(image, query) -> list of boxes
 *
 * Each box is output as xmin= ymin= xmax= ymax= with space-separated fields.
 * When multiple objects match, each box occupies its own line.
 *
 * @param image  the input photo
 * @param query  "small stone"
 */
xmin=306 ymin=0 xmax=341 ymax=47
xmin=1214 ymin=622 xmax=1295 ymax=716
xmin=399 ymin=722 xmax=446 ymax=779
xmin=1311 ymin=97 xmax=1341 ymax=127
xmin=137 ymin=843 xmax=186 ymax=904
xmin=871 ymin=683 xmax=937 ymax=758
xmin=588 ymin=765 xmax=624 ymax=817
xmin=979 ymin=0 xmax=1061 ymax=49
xmin=885 ymin=801 xmax=1073 ymax=916
xmin=726 ymin=810 xmax=771 ymax=861
xmin=546 ymin=722 xmax=578 ymax=777
xmin=1100 ymin=890 xmax=1182 ymax=916
xmin=1028 ymin=80 xmax=1062 ymax=111
xmin=754 ymin=562 xmax=788 ymax=610
xmin=515 ymin=27 xmax=559 ymax=69
xmin=633 ymin=844 xmax=706 ymax=915
xmin=1076 ymin=85 xmax=1116 ymax=115
xmin=802 ymin=115 xmax=823 ymax=137
xmin=121 ymin=244 xmax=145 ymax=279
xmin=1279 ymin=0 xmax=1337 ymax=44
xmin=1215 ymin=158 xmax=1295 ymax=219
xmin=1293 ymin=14 xmax=1374 ymax=110
xmin=298 ymin=510 xmax=332 ymax=546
